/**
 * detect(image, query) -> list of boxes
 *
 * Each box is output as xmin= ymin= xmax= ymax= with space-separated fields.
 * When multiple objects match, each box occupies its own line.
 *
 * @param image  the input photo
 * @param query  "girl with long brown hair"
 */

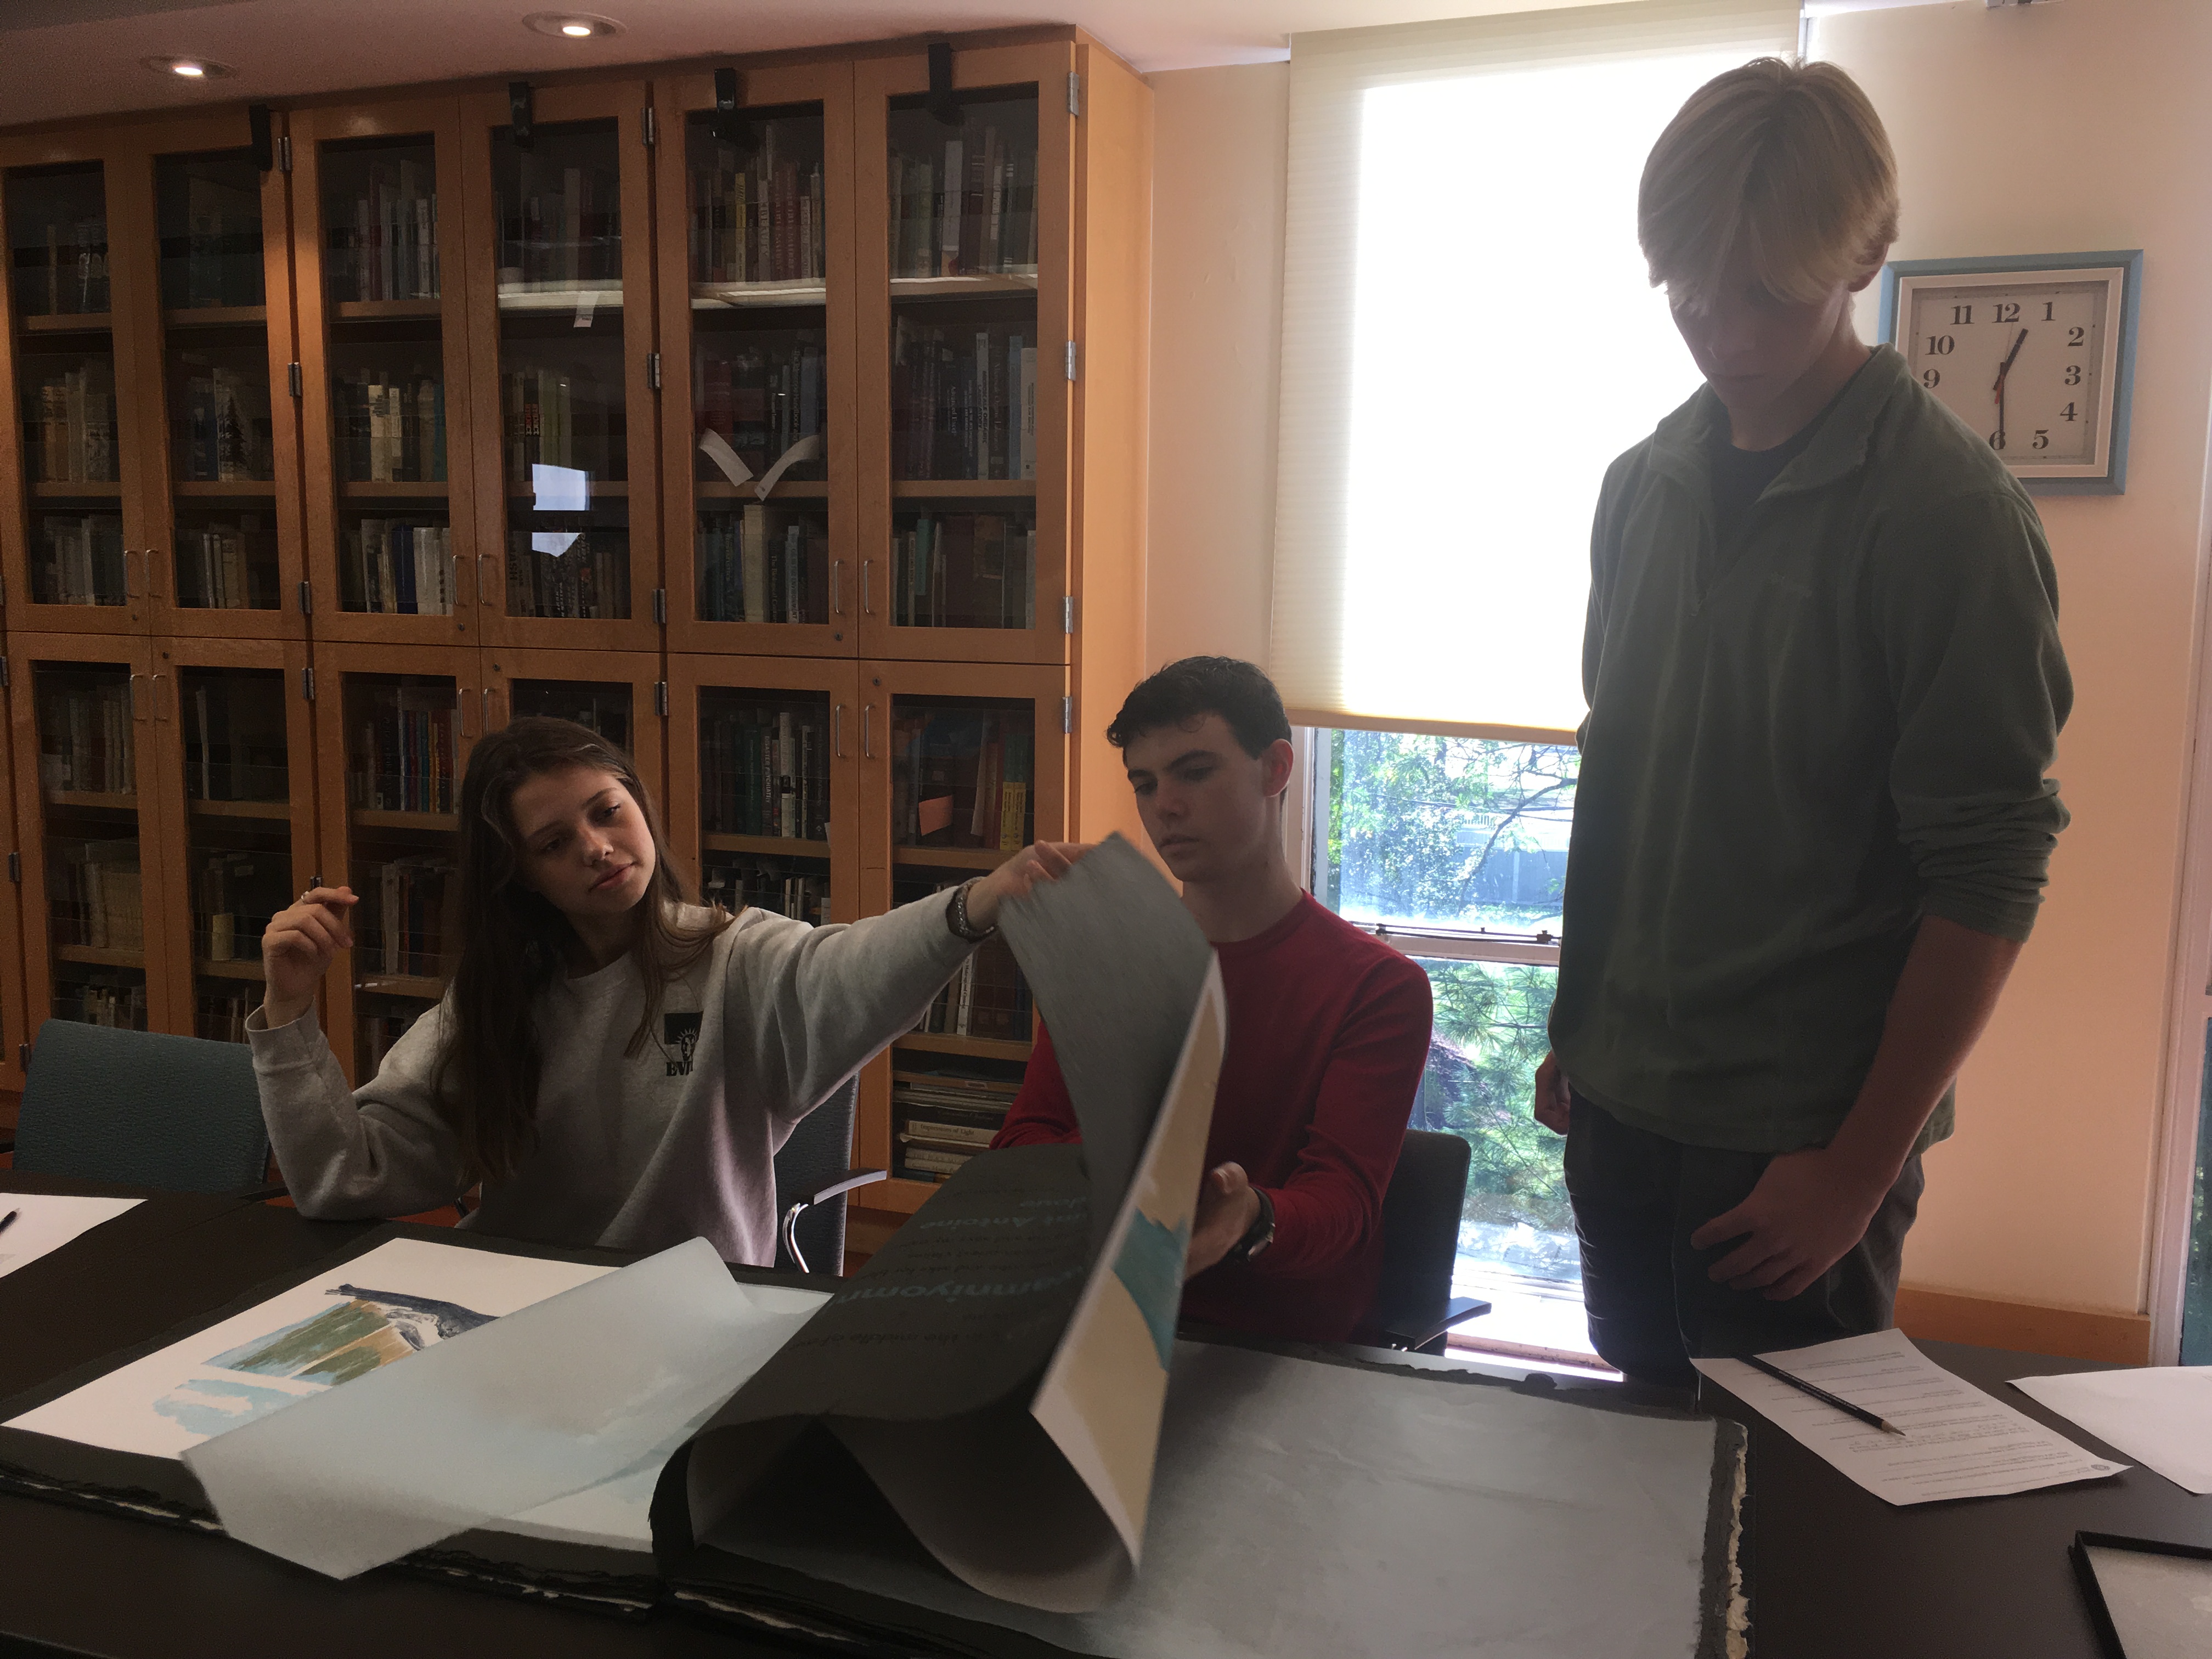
xmin=252 ymin=716 xmax=1074 ymax=1263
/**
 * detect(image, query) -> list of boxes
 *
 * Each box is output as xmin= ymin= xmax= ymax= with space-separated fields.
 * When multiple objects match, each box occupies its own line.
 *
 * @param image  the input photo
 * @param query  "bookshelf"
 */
xmin=0 ymin=29 xmax=1150 ymax=1265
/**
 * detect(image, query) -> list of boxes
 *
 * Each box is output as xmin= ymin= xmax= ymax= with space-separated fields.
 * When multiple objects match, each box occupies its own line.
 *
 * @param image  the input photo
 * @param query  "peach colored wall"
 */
xmin=1145 ymin=0 xmax=2212 ymax=1316
xmin=1146 ymin=63 xmax=1289 ymax=671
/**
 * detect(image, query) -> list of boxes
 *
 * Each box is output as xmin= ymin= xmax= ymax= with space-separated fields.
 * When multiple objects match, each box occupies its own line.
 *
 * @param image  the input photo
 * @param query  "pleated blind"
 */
xmin=1270 ymin=0 xmax=1801 ymax=739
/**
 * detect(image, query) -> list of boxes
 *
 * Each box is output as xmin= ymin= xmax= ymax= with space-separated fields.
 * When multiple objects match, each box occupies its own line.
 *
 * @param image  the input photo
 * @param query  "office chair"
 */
xmin=1356 ymin=1128 xmax=1492 ymax=1356
xmin=772 ymin=1076 xmax=885 ymax=1277
xmin=1 ymin=1019 xmax=285 ymax=1198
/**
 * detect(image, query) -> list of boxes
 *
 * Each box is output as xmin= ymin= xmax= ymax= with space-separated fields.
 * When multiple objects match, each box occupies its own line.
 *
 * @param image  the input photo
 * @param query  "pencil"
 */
xmin=1741 ymin=1352 xmax=1906 ymax=1436
xmin=0 ymin=1210 xmax=17 ymax=1235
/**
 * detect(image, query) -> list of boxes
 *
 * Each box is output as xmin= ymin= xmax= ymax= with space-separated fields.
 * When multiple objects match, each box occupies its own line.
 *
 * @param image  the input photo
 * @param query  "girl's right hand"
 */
xmin=261 ymin=886 xmax=358 ymax=1029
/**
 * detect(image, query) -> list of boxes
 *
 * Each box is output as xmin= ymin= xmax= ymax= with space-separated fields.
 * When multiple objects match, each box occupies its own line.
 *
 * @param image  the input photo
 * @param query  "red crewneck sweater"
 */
xmin=991 ymin=893 xmax=1433 ymax=1343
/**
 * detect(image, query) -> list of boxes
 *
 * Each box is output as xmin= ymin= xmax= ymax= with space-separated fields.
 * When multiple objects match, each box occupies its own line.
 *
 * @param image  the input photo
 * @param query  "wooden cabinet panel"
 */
xmin=482 ymin=644 xmax=665 ymax=815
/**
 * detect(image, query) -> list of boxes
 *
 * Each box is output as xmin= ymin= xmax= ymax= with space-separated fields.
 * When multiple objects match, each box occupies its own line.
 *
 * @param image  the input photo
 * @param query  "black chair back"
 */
xmin=773 ymin=1077 xmax=860 ymax=1276
xmin=12 ymin=1019 xmax=271 ymax=1194
xmin=1361 ymin=1128 xmax=1489 ymax=1354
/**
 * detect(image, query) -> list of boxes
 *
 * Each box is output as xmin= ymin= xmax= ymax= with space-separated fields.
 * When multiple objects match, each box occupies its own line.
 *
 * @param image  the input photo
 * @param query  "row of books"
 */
xmin=17 ymin=217 xmax=110 ymax=315
xmin=892 ymin=512 xmax=1037 ymax=631
xmin=50 ymin=839 xmax=143 ymax=951
xmin=346 ymin=520 xmax=456 ymax=616
xmin=359 ymin=1007 xmax=426 ymax=1074
xmin=64 ymin=982 xmax=145 ymax=1031
xmin=704 ymin=860 xmax=828 ymax=929
xmin=186 ymin=677 xmax=287 ymax=803
xmin=27 ymin=363 xmax=118 ymax=483
xmin=502 ymin=365 xmax=619 ymax=479
xmin=199 ymin=988 xmax=254 ymax=1045
xmin=702 ymin=703 xmax=830 ymax=841
xmin=338 ymin=369 xmax=447 ymax=482
xmin=888 ymin=120 xmax=1040 ymax=279
xmin=33 ymin=513 xmax=126 ymax=608
xmin=183 ymin=522 xmax=272 ymax=612
xmin=159 ymin=168 xmax=264 ymax=309
xmin=696 ymin=338 xmax=823 ymax=478
xmin=196 ymin=850 xmax=278 ymax=962
xmin=891 ymin=1068 xmax=1020 ymax=1183
xmin=506 ymin=533 xmax=629 ymax=619
xmin=696 ymin=505 xmax=829 ymax=625
xmin=890 ymin=713 xmax=1034 ymax=851
xmin=350 ymin=689 xmax=456 ymax=812
xmin=39 ymin=678 xmax=135 ymax=794
xmin=890 ymin=320 xmax=1036 ymax=481
xmin=687 ymin=125 xmax=826 ymax=286
xmin=326 ymin=158 xmax=440 ymax=303
xmin=365 ymin=856 xmax=450 ymax=977
xmin=178 ymin=365 xmax=273 ymax=483
xmin=917 ymin=941 xmax=1032 ymax=1042
xmin=494 ymin=163 xmax=622 ymax=287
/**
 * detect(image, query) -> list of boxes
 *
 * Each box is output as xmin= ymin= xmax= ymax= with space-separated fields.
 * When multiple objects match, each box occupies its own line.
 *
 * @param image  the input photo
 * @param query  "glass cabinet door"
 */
xmin=9 ymin=641 xmax=167 ymax=1034
xmin=2 ymin=155 xmax=140 ymax=631
xmin=665 ymin=656 xmax=859 ymax=932
xmin=142 ymin=645 xmax=318 ymax=1042
xmin=293 ymin=101 xmax=477 ymax=646
xmin=857 ymin=48 xmax=1073 ymax=667
xmin=483 ymin=647 xmax=663 ymax=814
xmin=311 ymin=644 xmax=481 ymax=1083
xmin=655 ymin=65 xmax=855 ymax=658
xmin=854 ymin=658 xmax=1067 ymax=1210
xmin=462 ymin=82 xmax=658 ymax=650
xmin=140 ymin=124 xmax=302 ymax=638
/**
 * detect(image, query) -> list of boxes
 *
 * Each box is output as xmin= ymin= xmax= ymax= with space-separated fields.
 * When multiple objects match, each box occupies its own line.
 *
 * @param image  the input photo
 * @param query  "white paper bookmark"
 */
xmin=754 ymin=432 xmax=823 ymax=500
xmin=573 ymin=290 xmax=598 ymax=328
xmin=698 ymin=428 xmax=753 ymax=488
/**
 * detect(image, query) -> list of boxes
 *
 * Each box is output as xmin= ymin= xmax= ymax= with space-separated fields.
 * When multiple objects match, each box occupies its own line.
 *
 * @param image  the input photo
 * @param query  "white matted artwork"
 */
xmin=6 ymin=1237 xmax=613 ymax=1460
xmin=0 ymin=1194 xmax=143 ymax=1279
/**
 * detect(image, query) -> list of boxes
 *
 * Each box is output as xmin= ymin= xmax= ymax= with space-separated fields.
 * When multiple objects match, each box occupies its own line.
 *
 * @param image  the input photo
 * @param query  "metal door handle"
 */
xmin=483 ymin=687 xmax=495 ymax=731
xmin=476 ymin=554 xmax=489 ymax=604
xmin=127 ymin=672 xmax=143 ymax=718
xmin=831 ymin=558 xmax=845 ymax=616
xmin=122 ymin=549 xmax=139 ymax=600
xmin=861 ymin=559 xmax=873 ymax=616
xmin=862 ymin=703 xmax=873 ymax=759
xmin=150 ymin=672 xmax=168 ymax=721
xmin=833 ymin=703 xmax=845 ymax=759
xmin=148 ymin=551 xmax=165 ymax=600
xmin=457 ymin=686 xmax=473 ymax=738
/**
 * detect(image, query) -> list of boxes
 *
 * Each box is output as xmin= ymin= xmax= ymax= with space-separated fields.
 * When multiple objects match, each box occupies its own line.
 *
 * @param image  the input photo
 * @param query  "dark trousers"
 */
xmin=1564 ymin=1092 xmax=1923 ymax=1389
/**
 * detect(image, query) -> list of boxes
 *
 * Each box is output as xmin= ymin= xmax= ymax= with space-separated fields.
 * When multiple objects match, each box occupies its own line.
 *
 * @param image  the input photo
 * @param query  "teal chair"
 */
xmin=1 ymin=1019 xmax=283 ymax=1198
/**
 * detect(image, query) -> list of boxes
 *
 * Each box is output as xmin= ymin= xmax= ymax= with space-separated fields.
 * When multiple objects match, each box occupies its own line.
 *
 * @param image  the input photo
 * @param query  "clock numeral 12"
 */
xmin=1993 ymin=302 xmax=2021 ymax=323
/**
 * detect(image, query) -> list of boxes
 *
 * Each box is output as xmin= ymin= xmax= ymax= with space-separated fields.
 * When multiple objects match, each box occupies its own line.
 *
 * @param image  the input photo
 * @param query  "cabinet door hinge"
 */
xmin=647 ymin=351 xmax=662 ymax=391
xmin=655 ymin=680 xmax=669 ymax=716
xmin=641 ymin=105 xmax=657 ymax=148
xmin=1066 ymin=341 xmax=1080 ymax=382
xmin=301 ymin=667 xmax=315 ymax=702
xmin=1062 ymin=596 xmax=1075 ymax=635
xmin=7 ymin=853 xmax=19 ymax=884
xmin=279 ymin=133 xmax=293 ymax=173
xmin=287 ymin=362 xmax=302 ymax=398
xmin=297 ymin=579 xmax=313 ymax=616
xmin=1068 ymin=71 xmax=1082 ymax=117
xmin=1061 ymin=696 xmax=1073 ymax=735
xmin=652 ymin=586 xmax=667 ymax=625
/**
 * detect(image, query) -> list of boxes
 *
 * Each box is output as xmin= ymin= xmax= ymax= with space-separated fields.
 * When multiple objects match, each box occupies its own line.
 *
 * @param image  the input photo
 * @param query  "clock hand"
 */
xmin=1993 ymin=326 xmax=2028 ymax=450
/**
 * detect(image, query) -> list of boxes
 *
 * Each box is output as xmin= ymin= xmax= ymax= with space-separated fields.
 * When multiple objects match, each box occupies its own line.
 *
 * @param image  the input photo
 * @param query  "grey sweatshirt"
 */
xmin=248 ymin=894 xmax=974 ymax=1265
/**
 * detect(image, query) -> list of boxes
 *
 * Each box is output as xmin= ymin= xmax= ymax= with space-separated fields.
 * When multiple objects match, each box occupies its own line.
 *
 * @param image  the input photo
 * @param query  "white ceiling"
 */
xmin=0 ymin=0 xmax=1603 ymax=128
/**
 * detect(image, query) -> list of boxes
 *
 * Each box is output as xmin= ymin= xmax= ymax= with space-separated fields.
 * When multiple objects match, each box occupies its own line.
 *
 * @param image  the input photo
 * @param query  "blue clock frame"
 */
xmin=1877 ymin=249 xmax=2143 ymax=496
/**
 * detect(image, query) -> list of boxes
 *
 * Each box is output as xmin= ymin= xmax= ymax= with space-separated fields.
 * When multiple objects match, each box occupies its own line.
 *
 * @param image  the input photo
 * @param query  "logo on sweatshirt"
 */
xmin=662 ymin=1012 xmax=702 ymax=1077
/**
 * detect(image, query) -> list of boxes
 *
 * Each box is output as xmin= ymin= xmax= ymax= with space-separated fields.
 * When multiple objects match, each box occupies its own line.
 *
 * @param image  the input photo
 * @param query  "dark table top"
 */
xmin=2 ymin=1172 xmax=2203 ymax=1659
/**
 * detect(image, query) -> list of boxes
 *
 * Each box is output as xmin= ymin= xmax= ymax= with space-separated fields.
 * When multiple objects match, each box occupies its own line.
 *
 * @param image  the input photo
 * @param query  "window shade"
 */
xmin=1270 ymin=0 xmax=1801 ymax=740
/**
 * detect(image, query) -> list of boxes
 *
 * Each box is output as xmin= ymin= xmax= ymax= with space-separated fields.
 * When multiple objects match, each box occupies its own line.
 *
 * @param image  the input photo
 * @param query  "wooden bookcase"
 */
xmin=0 ymin=27 xmax=1151 ymax=1262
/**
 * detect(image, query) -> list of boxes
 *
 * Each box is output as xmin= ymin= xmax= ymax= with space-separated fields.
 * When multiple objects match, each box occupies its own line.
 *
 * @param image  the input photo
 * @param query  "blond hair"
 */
xmin=1639 ymin=58 xmax=1899 ymax=308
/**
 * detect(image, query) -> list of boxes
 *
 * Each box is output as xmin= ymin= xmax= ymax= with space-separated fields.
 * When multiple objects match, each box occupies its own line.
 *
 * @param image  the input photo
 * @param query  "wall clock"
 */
xmin=1877 ymin=250 xmax=2141 ymax=494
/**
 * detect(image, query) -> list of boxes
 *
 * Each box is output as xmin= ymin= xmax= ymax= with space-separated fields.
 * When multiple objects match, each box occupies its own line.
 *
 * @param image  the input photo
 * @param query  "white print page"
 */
xmin=1693 ymin=1328 xmax=2125 ymax=1505
xmin=7 ymin=1237 xmax=611 ymax=1460
xmin=2012 ymin=1367 xmax=2212 ymax=1495
xmin=0 ymin=1194 xmax=142 ymax=1279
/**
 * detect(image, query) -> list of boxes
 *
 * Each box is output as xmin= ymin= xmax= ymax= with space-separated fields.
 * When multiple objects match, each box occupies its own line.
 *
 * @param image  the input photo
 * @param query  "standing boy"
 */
xmin=1534 ymin=60 xmax=2072 ymax=1386
xmin=992 ymin=658 xmax=1434 ymax=1344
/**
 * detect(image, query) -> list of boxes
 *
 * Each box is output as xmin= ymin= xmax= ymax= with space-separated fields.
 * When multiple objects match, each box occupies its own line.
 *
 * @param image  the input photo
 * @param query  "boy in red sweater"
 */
xmin=991 ymin=658 xmax=1434 ymax=1343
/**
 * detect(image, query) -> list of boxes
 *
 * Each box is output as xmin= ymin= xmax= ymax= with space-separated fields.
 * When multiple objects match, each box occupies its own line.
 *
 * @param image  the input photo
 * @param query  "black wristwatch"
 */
xmin=945 ymin=878 xmax=996 ymax=943
xmin=1224 ymin=1187 xmax=1275 ymax=1264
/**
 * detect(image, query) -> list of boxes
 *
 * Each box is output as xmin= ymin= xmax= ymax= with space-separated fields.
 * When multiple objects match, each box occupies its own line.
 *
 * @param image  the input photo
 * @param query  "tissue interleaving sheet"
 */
xmin=183 ymin=1238 xmax=822 ymax=1578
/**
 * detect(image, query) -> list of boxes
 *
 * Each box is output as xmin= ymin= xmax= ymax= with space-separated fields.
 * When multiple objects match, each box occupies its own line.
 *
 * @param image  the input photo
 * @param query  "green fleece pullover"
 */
xmin=1549 ymin=345 xmax=2072 ymax=1154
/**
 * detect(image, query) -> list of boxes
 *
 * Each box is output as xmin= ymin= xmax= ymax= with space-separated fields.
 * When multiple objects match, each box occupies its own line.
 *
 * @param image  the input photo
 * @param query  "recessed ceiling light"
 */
xmin=522 ymin=12 xmax=622 ymax=38
xmin=144 ymin=55 xmax=233 ymax=80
